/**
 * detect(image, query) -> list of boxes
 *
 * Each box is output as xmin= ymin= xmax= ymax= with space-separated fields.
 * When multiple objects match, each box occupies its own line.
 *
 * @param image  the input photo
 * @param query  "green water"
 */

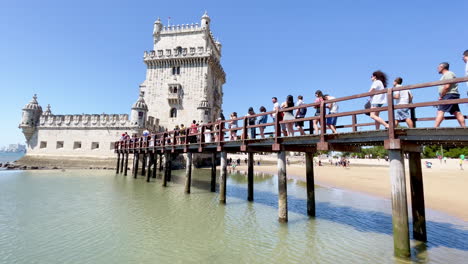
xmin=1 ymin=168 xmax=467 ymax=263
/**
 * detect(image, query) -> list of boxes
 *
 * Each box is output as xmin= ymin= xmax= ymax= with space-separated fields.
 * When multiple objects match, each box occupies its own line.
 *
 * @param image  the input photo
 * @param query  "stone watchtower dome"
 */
xmin=131 ymin=91 xmax=148 ymax=127
xmin=201 ymin=11 xmax=211 ymax=29
xmin=20 ymin=94 xmax=43 ymax=142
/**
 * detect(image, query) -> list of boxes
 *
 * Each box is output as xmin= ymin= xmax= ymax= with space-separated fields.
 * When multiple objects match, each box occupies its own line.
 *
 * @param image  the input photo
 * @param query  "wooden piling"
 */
xmin=141 ymin=154 xmax=146 ymax=176
xmin=133 ymin=153 xmax=139 ymax=179
xmin=184 ymin=153 xmax=193 ymax=193
xmin=408 ymin=152 xmax=427 ymax=242
xmin=167 ymin=154 xmax=172 ymax=182
xmin=219 ymin=151 xmax=227 ymax=204
xmin=211 ymin=152 xmax=216 ymax=192
xmin=305 ymin=152 xmax=315 ymax=217
xmin=120 ymin=152 xmax=124 ymax=173
xmin=388 ymin=149 xmax=410 ymax=258
xmin=247 ymin=152 xmax=254 ymax=201
xmin=159 ymin=154 xmax=163 ymax=171
xmin=152 ymin=153 xmax=157 ymax=178
xmin=124 ymin=153 xmax=128 ymax=176
xmin=146 ymin=154 xmax=153 ymax=182
xmin=162 ymin=153 xmax=169 ymax=187
xmin=277 ymin=151 xmax=288 ymax=222
xmin=116 ymin=153 xmax=120 ymax=174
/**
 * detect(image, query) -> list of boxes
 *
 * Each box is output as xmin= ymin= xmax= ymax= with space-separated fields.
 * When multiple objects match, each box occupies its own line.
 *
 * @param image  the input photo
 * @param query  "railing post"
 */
xmin=352 ymin=114 xmax=357 ymax=132
xmin=273 ymin=108 xmax=281 ymax=151
xmin=199 ymin=125 xmax=205 ymax=152
xmin=410 ymin=108 xmax=417 ymax=128
xmin=320 ymin=101 xmax=326 ymax=136
xmin=242 ymin=117 xmax=248 ymax=140
xmin=387 ymin=88 xmax=396 ymax=139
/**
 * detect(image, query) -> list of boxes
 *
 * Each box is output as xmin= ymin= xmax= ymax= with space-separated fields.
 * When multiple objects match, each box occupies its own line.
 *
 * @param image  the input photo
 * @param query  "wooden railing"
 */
xmin=115 ymin=77 xmax=468 ymax=152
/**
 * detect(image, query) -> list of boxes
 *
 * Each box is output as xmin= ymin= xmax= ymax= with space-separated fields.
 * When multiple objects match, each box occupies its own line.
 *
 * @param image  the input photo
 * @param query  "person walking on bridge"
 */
xmin=392 ymin=77 xmax=414 ymax=128
xmin=368 ymin=71 xmax=390 ymax=130
xmin=434 ymin=62 xmax=465 ymax=128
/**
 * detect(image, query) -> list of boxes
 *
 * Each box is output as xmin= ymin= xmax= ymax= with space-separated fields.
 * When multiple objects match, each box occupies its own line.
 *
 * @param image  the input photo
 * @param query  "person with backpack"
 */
xmin=246 ymin=107 xmax=257 ymax=139
xmin=294 ymin=95 xmax=306 ymax=135
xmin=257 ymin=106 xmax=268 ymax=138
xmin=324 ymin=94 xmax=339 ymax=133
xmin=392 ymin=77 xmax=414 ymax=128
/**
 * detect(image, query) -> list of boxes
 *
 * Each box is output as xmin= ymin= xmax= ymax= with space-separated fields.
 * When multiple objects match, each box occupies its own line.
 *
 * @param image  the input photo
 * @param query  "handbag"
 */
xmin=364 ymin=101 xmax=371 ymax=116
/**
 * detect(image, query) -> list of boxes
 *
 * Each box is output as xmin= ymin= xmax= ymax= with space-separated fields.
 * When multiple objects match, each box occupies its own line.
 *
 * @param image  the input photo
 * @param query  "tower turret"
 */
xmin=197 ymin=99 xmax=211 ymax=123
xmin=131 ymin=91 xmax=148 ymax=128
xmin=19 ymin=94 xmax=42 ymax=142
xmin=201 ymin=11 xmax=210 ymax=30
xmin=43 ymin=104 xmax=52 ymax=116
xmin=153 ymin=17 xmax=162 ymax=37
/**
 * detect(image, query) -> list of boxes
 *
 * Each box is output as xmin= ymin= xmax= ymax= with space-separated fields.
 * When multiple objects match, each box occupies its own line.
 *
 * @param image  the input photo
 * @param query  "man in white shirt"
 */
xmin=271 ymin=97 xmax=286 ymax=136
xmin=392 ymin=77 xmax=414 ymax=128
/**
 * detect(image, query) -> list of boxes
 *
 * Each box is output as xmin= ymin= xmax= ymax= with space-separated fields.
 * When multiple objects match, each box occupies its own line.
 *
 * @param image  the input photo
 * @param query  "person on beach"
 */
xmin=295 ymin=95 xmax=306 ymax=135
xmin=229 ymin=112 xmax=238 ymax=140
xmin=324 ymin=94 xmax=338 ymax=133
xmin=368 ymin=71 xmax=389 ymax=130
xmin=434 ymin=62 xmax=465 ymax=128
xmin=246 ymin=107 xmax=257 ymax=139
xmin=257 ymin=106 xmax=268 ymax=138
xmin=460 ymin=154 xmax=465 ymax=170
xmin=281 ymin=95 xmax=295 ymax=136
xmin=392 ymin=77 xmax=414 ymax=128
xmin=313 ymin=90 xmax=325 ymax=134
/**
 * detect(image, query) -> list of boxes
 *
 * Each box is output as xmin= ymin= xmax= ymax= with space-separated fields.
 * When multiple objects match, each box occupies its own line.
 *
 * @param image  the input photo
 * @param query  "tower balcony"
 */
xmin=168 ymin=92 xmax=181 ymax=104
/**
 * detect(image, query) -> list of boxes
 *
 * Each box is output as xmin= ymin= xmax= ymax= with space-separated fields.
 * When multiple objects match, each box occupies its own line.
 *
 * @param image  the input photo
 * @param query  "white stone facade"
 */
xmin=19 ymin=13 xmax=225 ymax=159
xmin=140 ymin=12 xmax=226 ymax=130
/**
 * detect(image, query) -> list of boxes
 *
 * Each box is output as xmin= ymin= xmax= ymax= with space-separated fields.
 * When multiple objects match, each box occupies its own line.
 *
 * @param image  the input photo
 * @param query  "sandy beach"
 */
xmin=227 ymin=154 xmax=468 ymax=221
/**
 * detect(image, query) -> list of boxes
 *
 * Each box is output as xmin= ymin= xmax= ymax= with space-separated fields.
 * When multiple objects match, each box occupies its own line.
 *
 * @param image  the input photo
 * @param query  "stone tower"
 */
xmin=140 ymin=12 xmax=226 ymax=131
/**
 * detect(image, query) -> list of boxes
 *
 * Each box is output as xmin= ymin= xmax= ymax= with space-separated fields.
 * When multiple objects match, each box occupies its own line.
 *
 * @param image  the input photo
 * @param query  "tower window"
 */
xmin=73 ymin=141 xmax=82 ymax=149
xmin=170 ymin=108 xmax=177 ymax=118
xmin=172 ymin=66 xmax=180 ymax=75
xmin=91 ymin=142 xmax=100 ymax=150
xmin=40 ymin=141 xmax=47 ymax=149
xmin=176 ymin=46 xmax=182 ymax=55
xmin=56 ymin=141 xmax=64 ymax=149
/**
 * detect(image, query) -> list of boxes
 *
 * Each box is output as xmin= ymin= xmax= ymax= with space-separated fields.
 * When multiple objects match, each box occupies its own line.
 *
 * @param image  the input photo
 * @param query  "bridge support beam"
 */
xmin=124 ymin=153 xmax=128 ymax=176
xmin=167 ymin=154 xmax=172 ymax=182
xmin=116 ymin=153 xmax=120 ymax=174
xmin=306 ymin=152 xmax=315 ymax=217
xmin=141 ymin=154 xmax=147 ymax=176
xmin=248 ymin=152 xmax=254 ymax=201
xmin=152 ymin=153 xmax=157 ymax=178
xmin=120 ymin=153 xmax=124 ymax=173
xmin=389 ymin=149 xmax=410 ymax=258
xmin=159 ymin=154 xmax=163 ymax=171
xmin=146 ymin=154 xmax=153 ymax=182
xmin=163 ymin=153 xmax=170 ymax=187
xmin=211 ymin=153 xmax=216 ymax=192
xmin=408 ymin=152 xmax=427 ymax=242
xmin=277 ymin=151 xmax=288 ymax=222
xmin=133 ymin=153 xmax=139 ymax=179
xmin=219 ymin=151 xmax=227 ymax=204
xmin=185 ymin=153 xmax=193 ymax=193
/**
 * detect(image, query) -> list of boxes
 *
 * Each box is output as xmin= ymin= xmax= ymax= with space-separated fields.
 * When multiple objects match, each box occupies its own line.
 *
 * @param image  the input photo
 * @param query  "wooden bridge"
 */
xmin=114 ymin=77 xmax=468 ymax=258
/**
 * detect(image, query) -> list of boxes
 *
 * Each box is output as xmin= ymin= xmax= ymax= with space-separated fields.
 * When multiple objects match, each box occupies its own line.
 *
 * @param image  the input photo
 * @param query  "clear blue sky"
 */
xmin=1 ymin=0 xmax=467 ymax=147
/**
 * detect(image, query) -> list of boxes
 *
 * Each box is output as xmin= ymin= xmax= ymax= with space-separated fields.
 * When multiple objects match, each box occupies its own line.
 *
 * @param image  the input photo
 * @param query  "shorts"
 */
xmin=295 ymin=119 xmax=304 ymax=127
xmin=326 ymin=117 xmax=337 ymax=126
xmin=395 ymin=108 xmax=410 ymax=121
xmin=371 ymin=104 xmax=384 ymax=108
xmin=438 ymin=93 xmax=461 ymax=115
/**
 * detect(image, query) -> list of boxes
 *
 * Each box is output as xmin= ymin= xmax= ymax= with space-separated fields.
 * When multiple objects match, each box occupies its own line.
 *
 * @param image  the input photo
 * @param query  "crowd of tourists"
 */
xmin=120 ymin=50 xmax=467 ymax=145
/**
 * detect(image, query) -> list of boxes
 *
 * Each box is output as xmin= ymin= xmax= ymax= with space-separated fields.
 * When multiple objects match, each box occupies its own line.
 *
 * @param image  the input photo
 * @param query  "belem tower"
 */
xmin=19 ymin=13 xmax=226 ymax=164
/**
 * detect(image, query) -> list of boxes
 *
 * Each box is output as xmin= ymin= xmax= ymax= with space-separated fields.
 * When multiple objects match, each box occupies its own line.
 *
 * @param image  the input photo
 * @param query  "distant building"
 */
xmin=19 ymin=13 xmax=225 ymax=159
